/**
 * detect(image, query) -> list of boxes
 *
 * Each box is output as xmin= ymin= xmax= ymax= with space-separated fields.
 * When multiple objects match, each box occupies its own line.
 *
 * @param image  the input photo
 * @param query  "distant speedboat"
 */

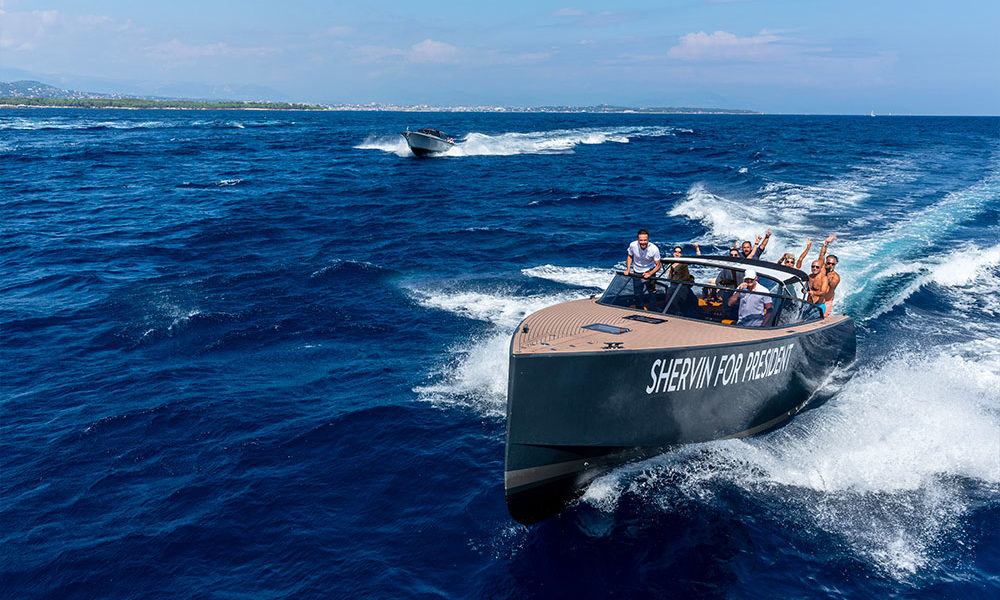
xmin=504 ymin=256 xmax=856 ymax=524
xmin=401 ymin=128 xmax=455 ymax=156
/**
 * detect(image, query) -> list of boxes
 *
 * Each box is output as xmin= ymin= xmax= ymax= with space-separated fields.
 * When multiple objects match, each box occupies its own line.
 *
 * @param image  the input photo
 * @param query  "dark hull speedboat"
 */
xmin=402 ymin=128 xmax=455 ymax=156
xmin=505 ymin=256 xmax=856 ymax=524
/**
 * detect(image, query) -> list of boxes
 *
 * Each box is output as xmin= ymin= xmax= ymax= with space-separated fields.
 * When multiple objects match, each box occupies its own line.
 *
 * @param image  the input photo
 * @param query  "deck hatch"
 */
xmin=623 ymin=314 xmax=667 ymax=324
xmin=581 ymin=323 xmax=631 ymax=334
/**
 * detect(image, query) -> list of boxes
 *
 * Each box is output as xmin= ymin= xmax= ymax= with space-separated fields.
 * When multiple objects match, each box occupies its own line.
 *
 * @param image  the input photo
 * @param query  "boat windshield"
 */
xmin=417 ymin=128 xmax=447 ymax=137
xmin=598 ymin=272 xmax=822 ymax=328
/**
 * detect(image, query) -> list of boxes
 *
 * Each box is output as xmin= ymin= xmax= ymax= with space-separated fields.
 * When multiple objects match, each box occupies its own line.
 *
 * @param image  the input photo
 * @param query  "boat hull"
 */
xmin=504 ymin=317 xmax=855 ymax=524
xmin=402 ymin=131 xmax=454 ymax=156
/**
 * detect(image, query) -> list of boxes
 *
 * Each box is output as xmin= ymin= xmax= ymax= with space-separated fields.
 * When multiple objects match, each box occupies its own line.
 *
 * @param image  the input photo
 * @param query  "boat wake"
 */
xmin=669 ymin=158 xmax=1000 ymax=321
xmin=357 ymin=125 xmax=684 ymax=157
xmin=448 ymin=126 xmax=680 ymax=156
xmin=598 ymin=152 xmax=1000 ymax=580
xmin=355 ymin=135 xmax=412 ymax=157
xmin=580 ymin=340 xmax=1000 ymax=579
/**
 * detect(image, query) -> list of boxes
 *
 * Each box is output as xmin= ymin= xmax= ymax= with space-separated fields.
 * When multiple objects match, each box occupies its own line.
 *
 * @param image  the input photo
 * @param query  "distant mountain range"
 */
xmin=1 ymin=80 xmax=129 ymax=100
xmin=0 ymin=79 xmax=284 ymax=103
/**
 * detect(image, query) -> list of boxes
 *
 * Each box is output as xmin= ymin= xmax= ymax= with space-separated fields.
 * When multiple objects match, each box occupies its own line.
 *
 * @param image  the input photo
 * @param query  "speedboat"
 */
xmin=401 ymin=128 xmax=455 ymax=156
xmin=505 ymin=256 xmax=856 ymax=524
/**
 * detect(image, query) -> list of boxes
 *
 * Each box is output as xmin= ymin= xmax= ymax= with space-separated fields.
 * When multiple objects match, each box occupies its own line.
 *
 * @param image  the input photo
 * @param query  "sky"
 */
xmin=1 ymin=0 xmax=998 ymax=114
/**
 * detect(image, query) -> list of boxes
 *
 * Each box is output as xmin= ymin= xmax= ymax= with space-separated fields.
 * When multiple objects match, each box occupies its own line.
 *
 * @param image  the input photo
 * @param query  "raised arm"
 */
xmin=817 ymin=235 xmax=836 ymax=266
xmin=759 ymin=230 xmax=772 ymax=251
xmin=748 ymin=235 xmax=763 ymax=259
xmin=796 ymin=239 xmax=813 ymax=269
xmin=693 ymin=243 xmax=701 ymax=256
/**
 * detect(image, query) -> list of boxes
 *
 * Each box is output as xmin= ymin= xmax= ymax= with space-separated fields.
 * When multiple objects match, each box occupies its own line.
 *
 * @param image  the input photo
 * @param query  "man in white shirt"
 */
xmin=624 ymin=229 xmax=661 ymax=310
xmin=727 ymin=268 xmax=773 ymax=327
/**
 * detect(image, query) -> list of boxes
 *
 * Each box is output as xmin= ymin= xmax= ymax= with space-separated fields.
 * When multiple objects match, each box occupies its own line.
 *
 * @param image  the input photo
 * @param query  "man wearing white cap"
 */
xmin=727 ymin=268 xmax=772 ymax=327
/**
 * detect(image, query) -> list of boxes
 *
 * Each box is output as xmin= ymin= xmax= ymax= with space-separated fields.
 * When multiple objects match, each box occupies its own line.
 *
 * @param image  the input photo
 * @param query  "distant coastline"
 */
xmin=0 ymin=97 xmax=326 ymax=111
xmin=0 ymin=96 xmax=760 ymax=114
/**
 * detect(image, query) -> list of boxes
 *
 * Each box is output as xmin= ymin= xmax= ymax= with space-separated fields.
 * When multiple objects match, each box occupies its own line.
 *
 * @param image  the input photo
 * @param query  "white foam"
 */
xmin=357 ymin=125 xmax=679 ymax=157
xmin=669 ymin=160 xmax=1000 ymax=321
xmin=354 ymin=134 xmax=411 ymax=157
xmin=412 ymin=329 xmax=512 ymax=418
xmin=0 ymin=118 xmax=170 ymax=130
xmin=408 ymin=285 xmax=590 ymax=415
xmin=669 ymin=183 xmax=777 ymax=244
xmin=581 ymin=344 xmax=1000 ymax=578
xmin=408 ymin=287 xmax=585 ymax=329
xmin=521 ymin=265 xmax=615 ymax=289
xmin=447 ymin=126 xmax=675 ymax=157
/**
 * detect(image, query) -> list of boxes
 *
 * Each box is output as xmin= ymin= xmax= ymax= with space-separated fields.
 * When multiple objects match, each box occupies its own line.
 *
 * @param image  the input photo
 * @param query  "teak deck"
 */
xmin=513 ymin=298 xmax=850 ymax=354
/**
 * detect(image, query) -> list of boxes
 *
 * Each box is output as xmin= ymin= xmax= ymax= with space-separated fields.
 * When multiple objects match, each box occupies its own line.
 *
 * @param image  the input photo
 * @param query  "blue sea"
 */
xmin=2 ymin=109 xmax=999 ymax=599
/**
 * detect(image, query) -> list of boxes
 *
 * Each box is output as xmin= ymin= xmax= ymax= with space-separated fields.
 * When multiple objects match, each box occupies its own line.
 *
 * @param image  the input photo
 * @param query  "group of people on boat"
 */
xmin=624 ymin=228 xmax=841 ymax=325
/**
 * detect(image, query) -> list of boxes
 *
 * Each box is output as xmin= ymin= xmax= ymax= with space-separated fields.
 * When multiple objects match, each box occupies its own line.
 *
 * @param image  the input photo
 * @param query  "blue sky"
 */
xmin=1 ymin=0 xmax=998 ymax=114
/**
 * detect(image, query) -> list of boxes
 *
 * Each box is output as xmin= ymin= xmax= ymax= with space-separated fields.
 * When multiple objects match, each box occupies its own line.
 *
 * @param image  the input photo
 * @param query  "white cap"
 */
xmin=744 ymin=268 xmax=758 ymax=279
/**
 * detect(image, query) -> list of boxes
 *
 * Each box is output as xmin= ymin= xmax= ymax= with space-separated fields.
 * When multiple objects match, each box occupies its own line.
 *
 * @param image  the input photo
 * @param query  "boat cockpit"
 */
xmin=598 ymin=256 xmax=822 ymax=328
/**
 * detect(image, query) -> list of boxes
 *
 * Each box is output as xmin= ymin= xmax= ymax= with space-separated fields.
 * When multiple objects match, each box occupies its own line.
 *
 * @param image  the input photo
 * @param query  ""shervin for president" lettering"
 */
xmin=645 ymin=343 xmax=795 ymax=394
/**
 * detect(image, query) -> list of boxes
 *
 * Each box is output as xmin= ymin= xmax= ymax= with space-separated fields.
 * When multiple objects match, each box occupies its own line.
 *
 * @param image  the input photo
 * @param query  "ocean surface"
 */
xmin=2 ymin=109 xmax=998 ymax=599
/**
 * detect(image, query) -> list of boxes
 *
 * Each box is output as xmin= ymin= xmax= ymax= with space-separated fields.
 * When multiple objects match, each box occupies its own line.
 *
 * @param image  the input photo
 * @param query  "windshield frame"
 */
xmin=597 ymin=271 xmax=824 ymax=329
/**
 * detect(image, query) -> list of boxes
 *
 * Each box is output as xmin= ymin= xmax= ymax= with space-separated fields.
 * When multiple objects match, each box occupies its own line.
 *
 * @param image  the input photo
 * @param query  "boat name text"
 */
xmin=645 ymin=343 xmax=796 ymax=394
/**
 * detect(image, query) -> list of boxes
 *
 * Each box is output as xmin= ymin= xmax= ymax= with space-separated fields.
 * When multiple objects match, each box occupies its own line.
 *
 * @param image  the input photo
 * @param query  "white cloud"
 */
xmin=668 ymin=30 xmax=783 ymax=61
xmin=408 ymin=39 xmax=461 ymax=63
xmin=0 ymin=9 xmax=106 ymax=51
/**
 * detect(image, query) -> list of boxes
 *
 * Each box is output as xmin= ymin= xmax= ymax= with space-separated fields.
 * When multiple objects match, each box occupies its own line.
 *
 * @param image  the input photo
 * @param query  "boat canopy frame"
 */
xmin=666 ymin=255 xmax=810 ymax=286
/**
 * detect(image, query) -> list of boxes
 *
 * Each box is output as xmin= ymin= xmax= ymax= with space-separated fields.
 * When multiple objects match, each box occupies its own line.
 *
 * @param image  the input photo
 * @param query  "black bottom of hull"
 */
xmin=507 ymin=475 xmax=581 ymax=525
xmin=505 ymin=406 xmax=811 ymax=524
xmin=409 ymin=147 xmax=439 ymax=157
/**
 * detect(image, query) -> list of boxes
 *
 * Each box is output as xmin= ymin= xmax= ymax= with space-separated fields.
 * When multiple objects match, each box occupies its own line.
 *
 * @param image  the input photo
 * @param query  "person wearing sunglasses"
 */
xmin=726 ymin=268 xmax=772 ymax=327
xmin=822 ymin=253 xmax=841 ymax=315
xmin=805 ymin=236 xmax=836 ymax=317
xmin=664 ymin=243 xmax=701 ymax=281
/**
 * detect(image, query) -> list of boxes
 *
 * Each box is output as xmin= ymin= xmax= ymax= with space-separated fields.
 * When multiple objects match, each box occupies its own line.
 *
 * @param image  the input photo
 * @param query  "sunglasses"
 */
xmin=744 ymin=278 xmax=755 ymax=282
xmin=826 ymin=261 xmax=836 ymax=265
xmin=811 ymin=265 xmax=822 ymax=269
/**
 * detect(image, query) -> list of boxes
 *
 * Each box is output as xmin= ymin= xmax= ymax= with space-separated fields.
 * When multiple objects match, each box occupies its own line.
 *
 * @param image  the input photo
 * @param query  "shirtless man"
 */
xmin=822 ymin=253 xmax=841 ymax=315
xmin=807 ymin=235 xmax=836 ymax=317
